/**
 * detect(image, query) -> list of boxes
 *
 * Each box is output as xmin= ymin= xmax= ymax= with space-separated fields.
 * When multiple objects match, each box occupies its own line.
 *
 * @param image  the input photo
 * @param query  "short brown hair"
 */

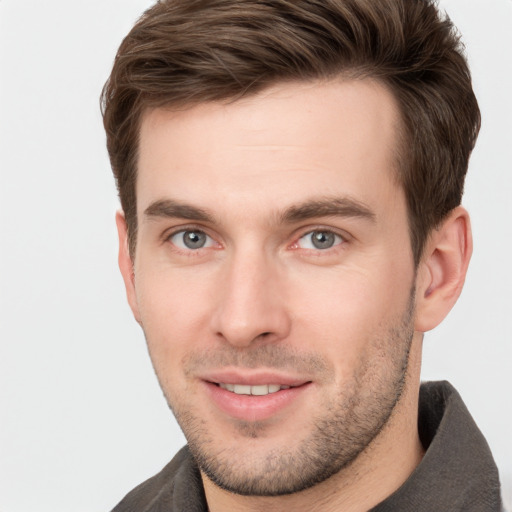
xmin=101 ymin=0 xmax=480 ymax=264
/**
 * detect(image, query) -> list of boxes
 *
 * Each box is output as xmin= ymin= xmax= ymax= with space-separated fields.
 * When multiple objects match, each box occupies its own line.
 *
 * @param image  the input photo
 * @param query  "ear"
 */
xmin=115 ymin=211 xmax=142 ymax=323
xmin=414 ymin=206 xmax=472 ymax=333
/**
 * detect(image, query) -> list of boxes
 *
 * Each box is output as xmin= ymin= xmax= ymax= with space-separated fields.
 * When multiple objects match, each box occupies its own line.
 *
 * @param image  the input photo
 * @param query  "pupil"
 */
xmin=312 ymin=231 xmax=334 ymax=249
xmin=184 ymin=231 xmax=206 ymax=249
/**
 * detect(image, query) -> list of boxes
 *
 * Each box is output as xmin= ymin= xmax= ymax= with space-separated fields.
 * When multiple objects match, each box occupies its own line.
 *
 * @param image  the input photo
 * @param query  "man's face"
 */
xmin=124 ymin=79 xmax=420 ymax=495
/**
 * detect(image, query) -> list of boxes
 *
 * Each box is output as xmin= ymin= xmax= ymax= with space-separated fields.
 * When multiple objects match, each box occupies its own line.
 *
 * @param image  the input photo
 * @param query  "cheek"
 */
xmin=134 ymin=267 xmax=216 ymax=365
xmin=288 ymin=262 xmax=412 ymax=364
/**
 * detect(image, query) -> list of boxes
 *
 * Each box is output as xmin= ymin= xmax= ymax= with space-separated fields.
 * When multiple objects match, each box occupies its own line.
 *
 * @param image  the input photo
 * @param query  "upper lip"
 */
xmin=201 ymin=369 xmax=311 ymax=387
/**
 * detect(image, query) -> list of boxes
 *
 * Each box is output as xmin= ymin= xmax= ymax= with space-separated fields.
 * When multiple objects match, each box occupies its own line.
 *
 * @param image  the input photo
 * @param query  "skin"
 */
xmin=117 ymin=79 xmax=472 ymax=511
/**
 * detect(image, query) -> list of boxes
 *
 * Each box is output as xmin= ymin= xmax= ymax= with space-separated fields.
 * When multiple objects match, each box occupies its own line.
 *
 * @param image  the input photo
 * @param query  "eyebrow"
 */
xmin=143 ymin=196 xmax=376 ymax=225
xmin=144 ymin=199 xmax=215 ymax=223
xmin=280 ymin=197 xmax=376 ymax=224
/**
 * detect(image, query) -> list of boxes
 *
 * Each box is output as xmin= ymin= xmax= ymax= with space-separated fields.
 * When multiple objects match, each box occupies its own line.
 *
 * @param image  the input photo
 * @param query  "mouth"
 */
xmin=216 ymin=383 xmax=292 ymax=396
xmin=204 ymin=377 xmax=312 ymax=422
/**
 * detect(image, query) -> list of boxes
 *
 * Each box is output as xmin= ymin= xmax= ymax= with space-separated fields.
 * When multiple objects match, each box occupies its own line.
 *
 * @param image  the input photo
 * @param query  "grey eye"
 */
xmin=297 ymin=230 xmax=343 ymax=250
xmin=170 ymin=230 xmax=213 ymax=250
xmin=183 ymin=231 xmax=206 ymax=249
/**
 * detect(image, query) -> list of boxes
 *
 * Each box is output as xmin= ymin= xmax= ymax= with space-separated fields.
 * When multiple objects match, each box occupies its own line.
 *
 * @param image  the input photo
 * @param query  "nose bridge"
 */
xmin=211 ymin=242 xmax=290 ymax=347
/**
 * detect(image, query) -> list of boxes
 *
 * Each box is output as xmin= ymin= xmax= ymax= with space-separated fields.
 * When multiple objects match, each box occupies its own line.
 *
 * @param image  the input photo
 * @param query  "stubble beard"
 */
xmin=155 ymin=292 xmax=416 ymax=497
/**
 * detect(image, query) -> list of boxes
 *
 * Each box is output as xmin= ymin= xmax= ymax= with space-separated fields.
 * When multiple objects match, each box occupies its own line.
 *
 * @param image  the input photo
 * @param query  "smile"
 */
xmin=204 ymin=378 xmax=312 ymax=421
xmin=217 ymin=383 xmax=291 ymax=395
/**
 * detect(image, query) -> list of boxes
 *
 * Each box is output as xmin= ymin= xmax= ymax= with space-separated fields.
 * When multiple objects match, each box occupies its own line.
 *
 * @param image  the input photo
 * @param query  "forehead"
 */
xmin=137 ymin=79 xmax=403 ymax=221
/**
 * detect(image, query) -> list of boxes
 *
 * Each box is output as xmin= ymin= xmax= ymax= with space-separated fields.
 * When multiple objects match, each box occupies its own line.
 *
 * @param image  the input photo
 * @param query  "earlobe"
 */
xmin=115 ymin=211 xmax=142 ymax=324
xmin=414 ymin=206 xmax=472 ymax=333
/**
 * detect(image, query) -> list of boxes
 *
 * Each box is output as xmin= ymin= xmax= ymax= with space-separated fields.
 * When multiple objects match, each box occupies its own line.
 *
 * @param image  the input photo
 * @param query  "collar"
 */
xmin=370 ymin=381 xmax=502 ymax=511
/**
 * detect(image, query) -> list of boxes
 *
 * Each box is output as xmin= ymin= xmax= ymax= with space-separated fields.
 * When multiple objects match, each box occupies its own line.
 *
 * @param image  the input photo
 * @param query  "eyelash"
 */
xmin=163 ymin=226 xmax=220 ymax=254
xmin=291 ymin=228 xmax=347 ymax=253
xmin=163 ymin=226 xmax=349 ymax=255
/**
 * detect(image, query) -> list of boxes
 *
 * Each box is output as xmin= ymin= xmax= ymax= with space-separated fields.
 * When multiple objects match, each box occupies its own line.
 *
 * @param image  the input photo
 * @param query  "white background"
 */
xmin=0 ymin=1 xmax=511 ymax=510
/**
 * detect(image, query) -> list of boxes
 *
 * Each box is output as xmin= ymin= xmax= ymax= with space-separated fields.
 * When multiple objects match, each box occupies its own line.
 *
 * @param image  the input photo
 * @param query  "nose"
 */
xmin=210 ymin=248 xmax=291 ymax=348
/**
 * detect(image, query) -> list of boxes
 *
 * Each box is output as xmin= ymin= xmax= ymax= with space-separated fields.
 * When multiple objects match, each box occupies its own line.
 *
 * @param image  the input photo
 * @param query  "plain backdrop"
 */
xmin=1 ymin=1 xmax=511 ymax=511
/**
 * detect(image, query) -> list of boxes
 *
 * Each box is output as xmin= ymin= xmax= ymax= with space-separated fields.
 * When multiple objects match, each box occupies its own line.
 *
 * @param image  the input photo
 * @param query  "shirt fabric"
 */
xmin=111 ymin=381 xmax=502 ymax=511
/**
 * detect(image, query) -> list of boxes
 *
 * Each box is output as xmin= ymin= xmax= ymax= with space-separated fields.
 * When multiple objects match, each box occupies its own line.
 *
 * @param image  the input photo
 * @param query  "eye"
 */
xmin=296 ymin=230 xmax=344 ymax=250
xmin=169 ymin=230 xmax=215 ymax=250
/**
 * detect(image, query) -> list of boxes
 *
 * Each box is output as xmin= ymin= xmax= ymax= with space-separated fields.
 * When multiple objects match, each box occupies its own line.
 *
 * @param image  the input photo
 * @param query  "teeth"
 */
xmin=234 ymin=384 xmax=251 ymax=395
xmin=251 ymin=385 xmax=271 ymax=396
xmin=218 ymin=383 xmax=290 ymax=395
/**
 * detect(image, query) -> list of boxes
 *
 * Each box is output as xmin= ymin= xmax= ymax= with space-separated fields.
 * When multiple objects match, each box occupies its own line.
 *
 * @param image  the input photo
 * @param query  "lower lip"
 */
xmin=204 ymin=381 xmax=311 ymax=422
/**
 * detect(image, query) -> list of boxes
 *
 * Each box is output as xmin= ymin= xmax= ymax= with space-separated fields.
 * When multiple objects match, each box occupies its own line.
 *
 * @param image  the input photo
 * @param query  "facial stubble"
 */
xmin=150 ymin=290 xmax=416 ymax=497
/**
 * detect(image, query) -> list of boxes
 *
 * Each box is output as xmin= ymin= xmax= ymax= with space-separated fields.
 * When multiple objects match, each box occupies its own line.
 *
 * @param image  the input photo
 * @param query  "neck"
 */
xmin=203 ymin=335 xmax=424 ymax=512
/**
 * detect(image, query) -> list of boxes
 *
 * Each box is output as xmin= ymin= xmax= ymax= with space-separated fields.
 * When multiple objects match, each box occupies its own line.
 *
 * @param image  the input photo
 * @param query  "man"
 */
xmin=102 ymin=0 xmax=502 ymax=510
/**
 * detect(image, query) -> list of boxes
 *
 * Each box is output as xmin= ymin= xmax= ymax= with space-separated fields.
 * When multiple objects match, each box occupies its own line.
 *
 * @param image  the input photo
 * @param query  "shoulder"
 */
xmin=110 ymin=446 xmax=207 ymax=512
